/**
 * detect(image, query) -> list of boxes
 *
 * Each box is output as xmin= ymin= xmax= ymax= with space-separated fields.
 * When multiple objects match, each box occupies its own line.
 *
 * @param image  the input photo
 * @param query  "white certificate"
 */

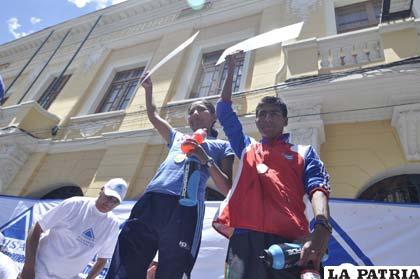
xmin=216 ymin=22 xmax=303 ymax=65
xmin=140 ymin=31 xmax=200 ymax=84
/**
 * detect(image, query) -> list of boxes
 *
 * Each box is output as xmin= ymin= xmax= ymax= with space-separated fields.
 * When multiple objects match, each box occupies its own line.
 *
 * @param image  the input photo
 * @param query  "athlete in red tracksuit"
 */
xmin=213 ymin=52 xmax=332 ymax=279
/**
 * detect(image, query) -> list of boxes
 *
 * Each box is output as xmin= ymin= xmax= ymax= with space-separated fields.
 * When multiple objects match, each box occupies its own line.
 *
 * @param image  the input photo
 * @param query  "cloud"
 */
xmin=111 ymin=0 xmax=127 ymax=4
xmin=7 ymin=17 xmax=32 ymax=39
xmin=67 ymin=0 xmax=128 ymax=10
xmin=30 ymin=17 xmax=42 ymax=25
xmin=68 ymin=0 xmax=110 ymax=9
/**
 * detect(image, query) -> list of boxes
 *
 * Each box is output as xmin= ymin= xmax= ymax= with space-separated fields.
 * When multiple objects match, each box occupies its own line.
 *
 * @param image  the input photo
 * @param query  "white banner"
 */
xmin=1 ymin=196 xmax=420 ymax=278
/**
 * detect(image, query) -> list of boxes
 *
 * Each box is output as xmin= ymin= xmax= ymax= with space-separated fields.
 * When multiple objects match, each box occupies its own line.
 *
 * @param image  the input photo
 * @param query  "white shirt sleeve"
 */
xmin=38 ymin=198 xmax=78 ymax=231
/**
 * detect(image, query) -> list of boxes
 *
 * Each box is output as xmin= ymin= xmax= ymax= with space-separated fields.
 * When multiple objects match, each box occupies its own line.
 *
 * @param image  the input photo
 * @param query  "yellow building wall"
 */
xmin=5 ymin=152 xmax=48 ymax=196
xmin=86 ymin=143 xmax=147 ymax=197
xmin=250 ymin=2 xmax=327 ymax=89
xmin=129 ymin=143 xmax=168 ymax=198
xmin=21 ymin=149 xmax=105 ymax=197
xmin=322 ymin=120 xmax=409 ymax=199
xmin=2 ymin=73 xmax=30 ymax=106
xmin=382 ymin=28 xmax=420 ymax=63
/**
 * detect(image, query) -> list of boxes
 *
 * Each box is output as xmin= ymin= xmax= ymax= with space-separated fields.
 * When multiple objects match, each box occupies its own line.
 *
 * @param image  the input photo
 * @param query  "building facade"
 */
xmin=1 ymin=0 xmax=420 ymax=202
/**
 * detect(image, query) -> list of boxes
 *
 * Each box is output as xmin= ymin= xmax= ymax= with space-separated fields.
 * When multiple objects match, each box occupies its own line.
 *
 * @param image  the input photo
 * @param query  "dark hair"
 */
xmin=188 ymin=99 xmax=219 ymax=138
xmin=255 ymin=96 xmax=288 ymax=117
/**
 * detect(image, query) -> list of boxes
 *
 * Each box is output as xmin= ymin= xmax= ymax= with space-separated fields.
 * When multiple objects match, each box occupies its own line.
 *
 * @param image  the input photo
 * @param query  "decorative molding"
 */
xmin=82 ymin=46 xmax=109 ymax=73
xmin=0 ymin=106 xmax=19 ymax=128
xmin=391 ymin=103 xmax=420 ymax=161
xmin=0 ymin=0 xmax=279 ymax=71
xmin=65 ymin=110 xmax=125 ymax=139
xmin=288 ymin=124 xmax=325 ymax=154
xmin=0 ymin=134 xmax=32 ymax=192
xmin=286 ymin=101 xmax=325 ymax=153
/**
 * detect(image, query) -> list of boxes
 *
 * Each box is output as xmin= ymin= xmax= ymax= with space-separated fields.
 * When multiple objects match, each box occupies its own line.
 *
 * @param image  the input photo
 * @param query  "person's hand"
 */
xmin=299 ymin=227 xmax=330 ymax=269
xmin=141 ymin=74 xmax=152 ymax=91
xmin=225 ymin=50 xmax=243 ymax=72
xmin=146 ymin=264 xmax=157 ymax=279
xmin=183 ymin=139 xmax=211 ymax=165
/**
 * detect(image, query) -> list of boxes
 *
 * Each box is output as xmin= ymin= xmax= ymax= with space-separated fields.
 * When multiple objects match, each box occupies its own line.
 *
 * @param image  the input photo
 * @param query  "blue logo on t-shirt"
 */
xmin=77 ymin=228 xmax=95 ymax=248
xmin=83 ymin=228 xmax=95 ymax=241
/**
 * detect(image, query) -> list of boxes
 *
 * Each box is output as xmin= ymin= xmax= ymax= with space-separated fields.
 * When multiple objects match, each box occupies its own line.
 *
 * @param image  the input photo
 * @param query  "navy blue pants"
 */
xmin=105 ymin=192 xmax=205 ymax=279
xmin=225 ymin=231 xmax=300 ymax=279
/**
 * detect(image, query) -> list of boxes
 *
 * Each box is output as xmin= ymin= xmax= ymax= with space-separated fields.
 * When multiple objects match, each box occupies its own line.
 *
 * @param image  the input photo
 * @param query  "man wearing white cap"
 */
xmin=20 ymin=178 xmax=128 ymax=279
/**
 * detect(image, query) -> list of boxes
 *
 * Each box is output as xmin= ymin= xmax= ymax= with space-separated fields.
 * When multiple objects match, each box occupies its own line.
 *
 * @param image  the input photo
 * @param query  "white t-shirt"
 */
xmin=35 ymin=197 xmax=120 ymax=279
xmin=0 ymin=233 xmax=20 ymax=279
xmin=0 ymin=252 xmax=20 ymax=279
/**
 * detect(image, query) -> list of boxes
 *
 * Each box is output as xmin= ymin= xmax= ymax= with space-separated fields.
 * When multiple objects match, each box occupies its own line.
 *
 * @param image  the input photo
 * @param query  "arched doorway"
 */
xmin=358 ymin=174 xmax=420 ymax=203
xmin=41 ymin=186 xmax=83 ymax=199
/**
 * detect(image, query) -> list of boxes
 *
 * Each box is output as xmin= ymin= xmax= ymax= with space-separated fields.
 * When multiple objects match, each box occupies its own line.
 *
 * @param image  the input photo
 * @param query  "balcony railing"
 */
xmin=284 ymin=19 xmax=420 ymax=77
xmin=318 ymin=27 xmax=384 ymax=69
xmin=63 ymin=110 xmax=125 ymax=139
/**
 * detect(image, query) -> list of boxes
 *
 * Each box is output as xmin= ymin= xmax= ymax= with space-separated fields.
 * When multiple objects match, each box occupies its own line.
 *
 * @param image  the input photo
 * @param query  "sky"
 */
xmin=0 ymin=0 xmax=128 ymax=46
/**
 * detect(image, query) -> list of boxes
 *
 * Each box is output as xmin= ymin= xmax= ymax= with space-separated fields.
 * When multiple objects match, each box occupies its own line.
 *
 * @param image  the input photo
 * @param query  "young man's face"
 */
xmin=95 ymin=191 xmax=120 ymax=213
xmin=255 ymin=103 xmax=288 ymax=140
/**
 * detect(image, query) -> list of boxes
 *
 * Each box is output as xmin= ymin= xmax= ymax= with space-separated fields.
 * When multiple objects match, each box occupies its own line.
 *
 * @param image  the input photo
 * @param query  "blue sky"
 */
xmin=0 ymin=0 xmax=127 ymax=46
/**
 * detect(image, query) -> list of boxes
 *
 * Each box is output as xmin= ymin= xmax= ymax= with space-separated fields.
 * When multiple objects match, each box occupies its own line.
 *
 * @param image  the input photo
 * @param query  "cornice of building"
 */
xmin=277 ymin=60 xmax=420 ymax=125
xmin=0 ymin=0 xmax=280 ymax=71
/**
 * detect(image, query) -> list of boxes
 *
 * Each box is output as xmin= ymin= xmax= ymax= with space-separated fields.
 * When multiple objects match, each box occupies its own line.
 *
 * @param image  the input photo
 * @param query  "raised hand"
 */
xmin=141 ymin=74 xmax=152 ymax=92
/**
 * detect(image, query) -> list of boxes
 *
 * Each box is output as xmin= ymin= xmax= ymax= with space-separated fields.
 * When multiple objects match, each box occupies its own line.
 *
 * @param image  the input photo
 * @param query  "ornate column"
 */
xmin=392 ymin=104 xmax=420 ymax=161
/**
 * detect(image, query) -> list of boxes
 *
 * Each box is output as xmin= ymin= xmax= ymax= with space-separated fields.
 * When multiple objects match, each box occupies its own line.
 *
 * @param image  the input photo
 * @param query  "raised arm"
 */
xmin=141 ymin=76 xmax=172 ymax=144
xmin=220 ymin=53 xmax=237 ymax=102
xmin=217 ymin=51 xmax=251 ymax=158
xmin=20 ymin=222 xmax=44 ymax=279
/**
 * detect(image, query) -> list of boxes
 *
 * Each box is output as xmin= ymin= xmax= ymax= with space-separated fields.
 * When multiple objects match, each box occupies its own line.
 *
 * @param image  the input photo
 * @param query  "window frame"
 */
xmin=171 ymin=28 xmax=254 ymax=103
xmin=95 ymin=67 xmax=144 ymax=113
xmin=190 ymin=49 xmax=246 ymax=99
xmin=334 ymin=0 xmax=382 ymax=34
xmin=78 ymin=55 xmax=151 ymax=116
xmin=37 ymin=74 xmax=72 ymax=110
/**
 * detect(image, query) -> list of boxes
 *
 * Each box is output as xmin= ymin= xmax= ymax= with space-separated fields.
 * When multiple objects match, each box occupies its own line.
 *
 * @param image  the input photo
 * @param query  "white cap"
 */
xmin=103 ymin=178 xmax=128 ymax=202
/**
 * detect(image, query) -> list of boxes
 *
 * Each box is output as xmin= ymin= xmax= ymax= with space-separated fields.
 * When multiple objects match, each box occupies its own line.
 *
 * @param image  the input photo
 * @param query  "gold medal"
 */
xmin=174 ymin=153 xmax=186 ymax=164
xmin=256 ymin=163 xmax=268 ymax=174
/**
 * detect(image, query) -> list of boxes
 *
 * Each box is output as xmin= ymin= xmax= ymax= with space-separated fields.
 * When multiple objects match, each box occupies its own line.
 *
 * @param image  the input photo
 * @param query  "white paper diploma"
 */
xmin=215 ymin=22 xmax=303 ymax=65
xmin=140 ymin=31 xmax=200 ymax=84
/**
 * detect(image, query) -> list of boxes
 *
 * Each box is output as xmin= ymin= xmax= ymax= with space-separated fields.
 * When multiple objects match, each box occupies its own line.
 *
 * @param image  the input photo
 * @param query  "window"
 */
xmin=335 ymin=0 xmax=382 ymax=33
xmin=358 ymin=174 xmax=420 ymax=203
xmin=38 ymin=74 xmax=71 ymax=109
xmin=96 ymin=67 xmax=144 ymax=113
xmin=190 ymin=50 xmax=245 ymax=98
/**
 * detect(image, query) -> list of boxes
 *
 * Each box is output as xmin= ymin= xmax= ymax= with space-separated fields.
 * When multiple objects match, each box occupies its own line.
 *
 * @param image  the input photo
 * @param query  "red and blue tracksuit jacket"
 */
xmin=213 ymin=100 xmax=331 ymax=240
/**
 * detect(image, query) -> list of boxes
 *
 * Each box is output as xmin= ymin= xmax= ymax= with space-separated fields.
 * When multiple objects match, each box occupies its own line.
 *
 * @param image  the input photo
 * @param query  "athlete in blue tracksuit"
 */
xmin=105 ymin=76 xmax=234 ymax=279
